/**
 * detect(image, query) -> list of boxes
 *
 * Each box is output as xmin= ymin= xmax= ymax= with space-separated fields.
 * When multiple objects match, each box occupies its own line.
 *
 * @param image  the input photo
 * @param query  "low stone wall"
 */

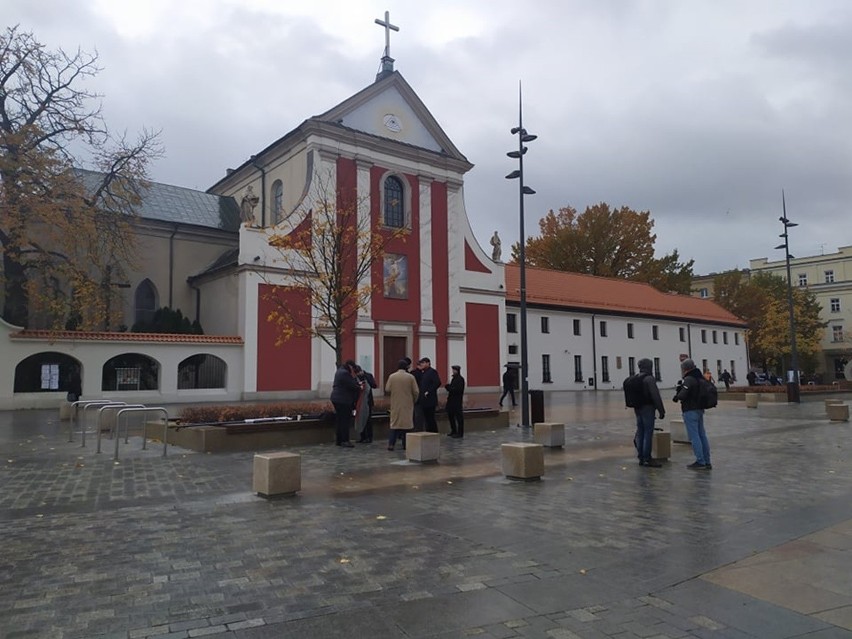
xmin=168 ymin=409 xmax=508 ymax=453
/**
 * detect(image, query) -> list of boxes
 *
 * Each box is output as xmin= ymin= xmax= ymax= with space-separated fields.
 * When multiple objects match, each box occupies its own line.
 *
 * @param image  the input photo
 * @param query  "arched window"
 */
xmin=134 ymin=279 xmax=158 ymax=326
xmin=102 ymin=353 xmax=160 ymax=391
xmin=14 ymin=352 xmax=82 ymax=393
xmin=271 ymin=180 xmax=284 ymax=224
xmin=178 ymin=354 xmax=227 ymax=389
xmin=383 ymin=175 xmax=405 ymax=228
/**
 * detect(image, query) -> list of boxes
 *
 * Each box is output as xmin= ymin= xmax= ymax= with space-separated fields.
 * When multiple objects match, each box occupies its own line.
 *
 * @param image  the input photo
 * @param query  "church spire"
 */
xmin=374 ymin=10 xmax=399 ymax=81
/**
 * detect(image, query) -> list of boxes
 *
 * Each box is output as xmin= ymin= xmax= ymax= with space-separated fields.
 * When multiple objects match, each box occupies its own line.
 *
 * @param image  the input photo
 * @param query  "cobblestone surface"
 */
xmin=1 ymin=394 xmax=851 ymax=638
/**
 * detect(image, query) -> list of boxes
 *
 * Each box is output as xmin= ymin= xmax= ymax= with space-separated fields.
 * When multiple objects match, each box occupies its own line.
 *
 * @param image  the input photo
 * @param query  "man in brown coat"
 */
xmin=385 ymin=359 xmax=420 ymax=451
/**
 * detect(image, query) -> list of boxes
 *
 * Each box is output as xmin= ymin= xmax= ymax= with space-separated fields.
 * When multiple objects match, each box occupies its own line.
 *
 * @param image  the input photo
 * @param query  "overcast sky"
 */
xmin=8 ymin=0 xmax=852 ymax=275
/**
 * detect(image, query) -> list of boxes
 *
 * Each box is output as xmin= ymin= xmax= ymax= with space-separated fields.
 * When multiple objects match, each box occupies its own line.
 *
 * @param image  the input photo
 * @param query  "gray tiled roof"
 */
xmin=75 ymin=169 xmax=241 ymax=232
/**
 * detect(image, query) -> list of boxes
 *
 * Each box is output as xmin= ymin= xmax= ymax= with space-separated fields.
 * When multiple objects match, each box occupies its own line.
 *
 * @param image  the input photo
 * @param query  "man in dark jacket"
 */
xmin=444 ymin=365 xmax=466 ymax=438
xmin=330 ymin=359 xmax=362 ymax=448
xmin=674 ymin=358 xmax=712 ymax=469
xmin=632 ymin=358 xmax=665 ymax=467
xmin=417 ymin=357 xmax=442 ymax=433
xmin=499 ymin=366 xmax=517 ymax=408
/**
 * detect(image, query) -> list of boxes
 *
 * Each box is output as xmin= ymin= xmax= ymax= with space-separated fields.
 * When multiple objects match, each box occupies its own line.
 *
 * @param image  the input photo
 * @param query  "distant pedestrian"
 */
xmin=445 ymin=365 xmax=466 ymax=438
xmin=417 ymin=357 xmax=441 ymax=433
xmin=746 ymin=370 xmax=757 ymax=386
xmin=499 ymin=366 xmax=517 ymax=408
xmin=720 ymin=369 xmax=732 ymax=391
xmin=622 ymin=358 xmax=665 ymax=467
xmin=354 ymin=366 xmax=377 ymax=443
xmin=330 ymin=360 xmax=362 ymax=448
xmin=674 ymin=358 xmax=712 ymax=470
xmin=407 ymin=356 xmax=425 ymax=430
xmin=386 ymin=359 xmax=420 ymax=451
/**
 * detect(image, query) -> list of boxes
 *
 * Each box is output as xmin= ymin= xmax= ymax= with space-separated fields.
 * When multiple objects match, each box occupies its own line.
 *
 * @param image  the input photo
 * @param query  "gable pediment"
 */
xmin=314 ymin=72 xmax=469 ymax=163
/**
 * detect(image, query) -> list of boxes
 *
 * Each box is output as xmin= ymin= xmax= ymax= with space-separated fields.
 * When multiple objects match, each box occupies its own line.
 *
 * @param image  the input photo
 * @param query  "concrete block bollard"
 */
xmin=652 ymin=431 xmax=672 ymax=460
xmin=501 ymin=442 xmax=544 ymax=481
xmin=406 ymin=432 xmax=440 ymax=462
xmin=825 ymin=399 xmax=844 ymax=414
xmin=253 ymin=451 xmax=301 ymax=497
xmin=59 ymin=401 xmax=73 ymax=421
xmin=533 ymin=422 xmax=565 ymax=448
xmin=827 ymin=403 xmax=849 ymax=422
xmin=745 ymin=393 xmax=759 ymax=409
xmin=670 ymin=418 xmax=689 ymax=444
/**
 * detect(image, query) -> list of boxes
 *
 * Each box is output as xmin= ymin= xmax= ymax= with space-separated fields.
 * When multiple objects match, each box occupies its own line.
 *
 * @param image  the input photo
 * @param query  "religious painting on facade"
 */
xmin=383 ymin=254 xmax=408 ymax=299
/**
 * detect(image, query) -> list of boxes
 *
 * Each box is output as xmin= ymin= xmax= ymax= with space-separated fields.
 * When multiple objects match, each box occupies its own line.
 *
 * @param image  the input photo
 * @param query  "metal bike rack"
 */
xmin=68 ymin=400 xmax=113 ymax=442
xmin=96 ymin=404 xmax=145 ymax=453
xmin=81 ymin=402 xmax=128 ymax=448
xmin=114 ymin=407 xmax=170 ymax=460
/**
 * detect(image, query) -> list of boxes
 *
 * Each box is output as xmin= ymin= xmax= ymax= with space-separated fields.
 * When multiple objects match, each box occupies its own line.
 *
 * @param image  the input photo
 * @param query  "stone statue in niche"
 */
xmin=490 ymin=231 xmax=502 ymax=262
xmin=240 ymin=186 xmax=260 ymax=226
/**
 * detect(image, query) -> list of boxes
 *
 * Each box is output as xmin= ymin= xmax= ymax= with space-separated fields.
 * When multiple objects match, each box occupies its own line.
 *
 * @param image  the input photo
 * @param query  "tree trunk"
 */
xmin=3 ymin=251 xmax=28 ymax=327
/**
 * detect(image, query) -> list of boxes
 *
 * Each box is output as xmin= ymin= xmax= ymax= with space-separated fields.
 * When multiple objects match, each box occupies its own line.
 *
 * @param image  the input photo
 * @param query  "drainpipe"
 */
xmin=591 ymin=314 xmax=597 ymax=390
xmin=687 ymin=323 xmax=692 ymax=359
xmin=250 ymin=155 xmax=267 ymax=227
xmin=188 ymin=279 xmax=201 ymax=326
xmin=168 ymin=224 xmax=178 ymax=308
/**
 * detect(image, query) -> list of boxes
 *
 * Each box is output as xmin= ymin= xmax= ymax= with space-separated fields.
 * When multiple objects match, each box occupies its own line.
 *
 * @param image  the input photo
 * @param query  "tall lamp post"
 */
xmin=505 ymin=85 xmax=537 ymax=428
xmin=774 ymin=192 xmax=800 ymax=403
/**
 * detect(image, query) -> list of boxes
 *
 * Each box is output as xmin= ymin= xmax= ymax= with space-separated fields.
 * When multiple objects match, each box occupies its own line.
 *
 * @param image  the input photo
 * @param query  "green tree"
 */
xmin=512 ymin=203 xmax=694 ymax=293
xmin=0 ymin=26 xmax=161 ymax=329
xmin=713 ymin=270 xmax=824 ymax=373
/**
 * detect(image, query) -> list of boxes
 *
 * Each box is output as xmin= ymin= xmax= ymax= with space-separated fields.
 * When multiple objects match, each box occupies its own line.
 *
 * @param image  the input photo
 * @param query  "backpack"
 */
xmin=697 ymin=377 xmax=718 ymax=410
xmin=623 ymin=374 xmax=649 ymax=408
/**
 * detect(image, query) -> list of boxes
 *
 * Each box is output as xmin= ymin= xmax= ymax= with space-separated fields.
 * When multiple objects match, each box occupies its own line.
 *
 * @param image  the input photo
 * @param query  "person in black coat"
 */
xmin=417 ymin=357 xmax=441 ymax=433
xmin=329 ymin=360 xmax=362 ymax=448
xmin=444 ymin=365 xmax=465 ymax=438
xmin=499 ymin=366 xmax=517 ymax=407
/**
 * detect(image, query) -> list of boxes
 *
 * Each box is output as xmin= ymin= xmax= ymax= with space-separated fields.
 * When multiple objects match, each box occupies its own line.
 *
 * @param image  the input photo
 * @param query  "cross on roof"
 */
xmin=374 ymin=10 xmax=399 ymax=59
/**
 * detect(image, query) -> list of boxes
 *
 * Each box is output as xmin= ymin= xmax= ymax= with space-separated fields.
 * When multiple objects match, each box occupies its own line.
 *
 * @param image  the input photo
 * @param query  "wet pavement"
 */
xmin=1 ymin=392 xmax=851 ymax=638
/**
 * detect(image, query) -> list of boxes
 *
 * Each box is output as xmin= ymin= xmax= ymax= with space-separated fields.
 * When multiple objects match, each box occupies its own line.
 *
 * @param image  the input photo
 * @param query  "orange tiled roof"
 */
xmin=10 ymin=330 xmax=243 ymax=344
xmin=505 ymin=265 xmax=746 ymax=326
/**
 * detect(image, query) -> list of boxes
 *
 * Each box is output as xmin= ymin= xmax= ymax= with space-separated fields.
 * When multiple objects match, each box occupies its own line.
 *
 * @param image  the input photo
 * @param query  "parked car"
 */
xmin=754 ymin=373 xmax=783 ymax=386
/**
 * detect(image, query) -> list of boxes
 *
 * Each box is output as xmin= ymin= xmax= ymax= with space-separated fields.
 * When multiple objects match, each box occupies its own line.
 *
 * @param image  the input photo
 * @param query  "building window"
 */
xmin=601 ymin=356 xmax=610 ymax=383
xmin=541 ymin=316 xmax=549 ymax=334
xmin=832 ymin=325 xmax=844 ymax=343
xmin=507 ymin=313 xmax=517 ymax=333
xmin=383 ymin=175 xmax=405 ymax=228
xmin=652 ymin=325 xmax=659 ymax=341
xmin=679 ymin=326 xmax=686 ymax=342
xmin=599 ymin=321 xmax=607 ymax=337
xmin=735 ymin=333 xmax=740 ymax=345
xmin=574 ymin=355 xmax=583 ymax=382
xmin=508 ymin=344 xmax=518 ymax=355
xmin=271 ymin=180 xmax=284 ymax=224
xmin=628 ymin=356 xmax=635 ymax=376
xmin=178 ymin=354 xmax=227 ymax=389
xmin=798 ymin=273 xmax=808 ymax=287
xmin=716 ymin=359 xmax=722 ymax=378
xmin=831 ymin=298 xmax=841 ymax=313
xmin=13 ymin=352 xmax=82 ymax=393
xmin=723 ymin=331 xmax=728 ymax=345
xmin=134 ymin=279 xmax=158 ymax=327
xmin=542 ymin=354 xmax=552 ymax=383
xmin=712 ymin=330 xmax=718 ymax=344
xmin=653 ymin=357 xmax=661 ymax=382
xmin=699 ymin=288 xmax=709 ymax=298
xmin=573 ymin=319 xmax=581 ymax=336
xmin=102 ymin=353 xmax=160 ymax=391
xmin=825 ymin=270 xmax=835 ymax=283
xmin=701 ymin=329 xmax=707 ymax=343
xmin=730 ymin=361 xmax=736 ymax=381
xmin=627 ymin=323 xmax=634 ymax=339
xmin=702 ymin=359 xmax=708 ymax=376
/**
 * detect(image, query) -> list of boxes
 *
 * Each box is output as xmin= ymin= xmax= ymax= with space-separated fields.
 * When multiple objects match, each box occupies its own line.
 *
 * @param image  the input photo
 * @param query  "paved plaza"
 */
xmin=1 ymin=392 xmax=851 ymax=639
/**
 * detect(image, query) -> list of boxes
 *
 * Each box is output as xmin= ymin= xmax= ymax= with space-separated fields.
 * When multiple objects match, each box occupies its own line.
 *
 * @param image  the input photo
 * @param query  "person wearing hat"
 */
xmin=444 ymin=365 xmax=466 ymax=438
xmin=417 ymin=357 xmax=442 ymax=433
xmin=385 ymin=359 xmax=420 ymax=451
xmin=673 ymin=358 xmax=712 ymax=469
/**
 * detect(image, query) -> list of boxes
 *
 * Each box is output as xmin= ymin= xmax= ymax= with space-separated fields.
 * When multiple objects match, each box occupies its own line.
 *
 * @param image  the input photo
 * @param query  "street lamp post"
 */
xmin=505 ymin=85 xmax=537 ymax=428
xmin=774 ymin=191 xmax=800 ymax=403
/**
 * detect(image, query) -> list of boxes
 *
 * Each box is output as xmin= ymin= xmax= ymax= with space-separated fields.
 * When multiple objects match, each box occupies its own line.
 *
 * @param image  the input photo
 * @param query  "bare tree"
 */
xmin=0 ymin=25 xmax=162 ymax=328
xmin=260 ymin=170 xmax=406 ymax=365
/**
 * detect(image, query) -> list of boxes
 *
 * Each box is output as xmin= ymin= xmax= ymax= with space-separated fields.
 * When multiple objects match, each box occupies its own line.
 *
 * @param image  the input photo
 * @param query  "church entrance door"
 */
xmin=382 ymin=336 xmax=407 ymax=387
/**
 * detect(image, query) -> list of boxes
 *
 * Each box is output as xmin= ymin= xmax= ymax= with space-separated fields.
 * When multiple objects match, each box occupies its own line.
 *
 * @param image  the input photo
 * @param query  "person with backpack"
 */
xmin=673 ymin=358 xmax=713 ymax=470
xmin=622 ymin=358 xmax=665 ymax=467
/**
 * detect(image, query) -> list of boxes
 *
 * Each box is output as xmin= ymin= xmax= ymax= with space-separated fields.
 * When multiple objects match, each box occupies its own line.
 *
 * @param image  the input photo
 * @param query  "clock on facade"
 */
xmin=383 ymin=113 xmax=402 ymax=132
